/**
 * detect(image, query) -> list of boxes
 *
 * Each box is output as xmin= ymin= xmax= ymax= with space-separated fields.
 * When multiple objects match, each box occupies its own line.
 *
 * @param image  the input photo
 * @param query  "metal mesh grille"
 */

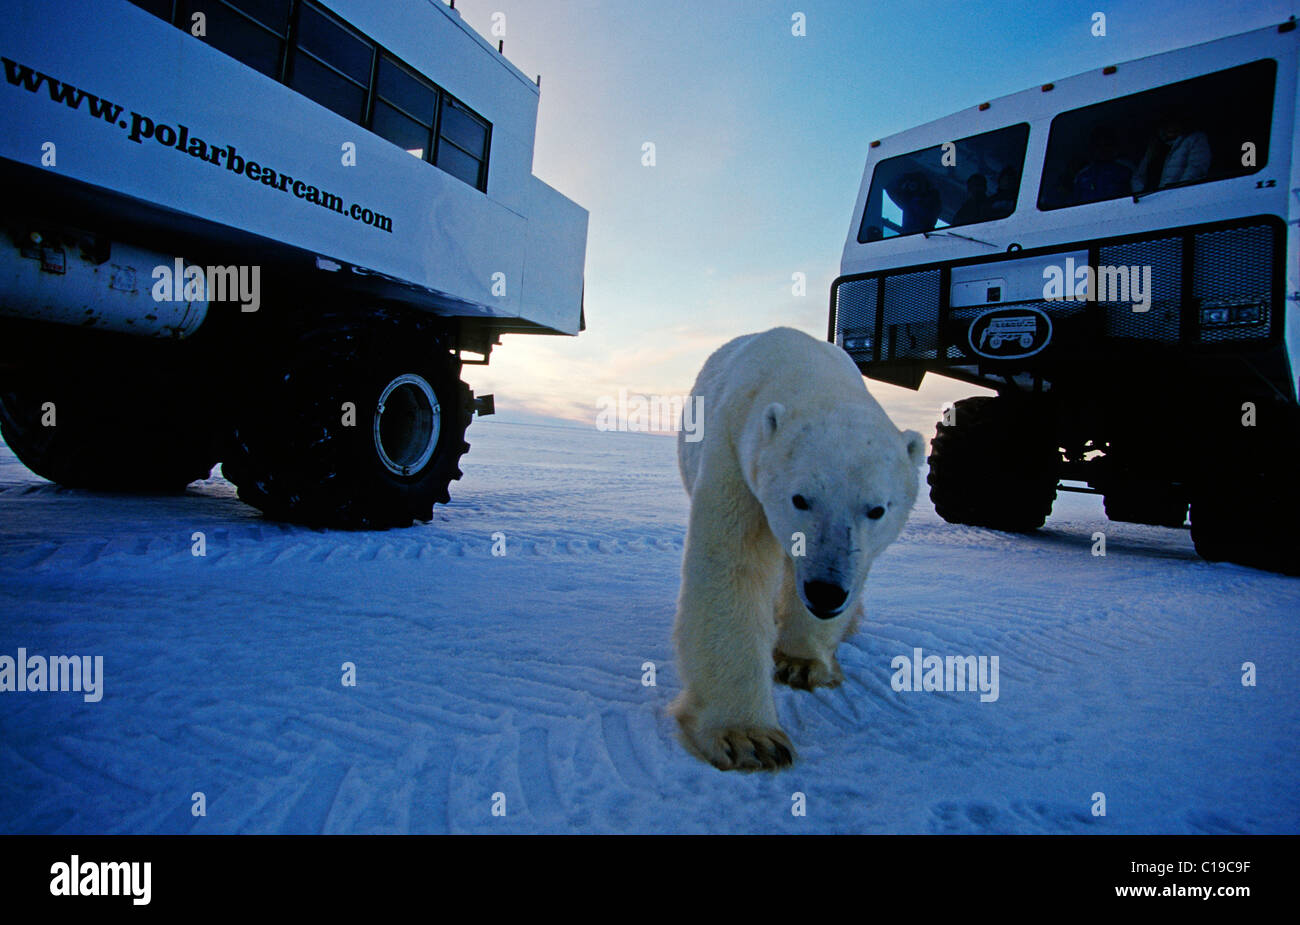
xmin=1097 ymin=237 xmax=1182 ymax=343
xmin=835 ymin=221 xmax=1277 ymax=366
xmin=833 ymin=277 xmax=878 ymax=360
xmin=1193 ymin=225 xmax=1272 ymax=344
xmin=880 ymin=269 xmax=941 ymax=359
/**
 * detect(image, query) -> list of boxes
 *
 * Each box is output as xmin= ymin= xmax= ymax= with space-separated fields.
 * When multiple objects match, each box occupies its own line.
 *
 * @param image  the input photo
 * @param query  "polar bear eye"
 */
xmin=866 ymin=505 xmax=886 ymax=520
xmin=792 ymin=494 xmax=810 ymax=510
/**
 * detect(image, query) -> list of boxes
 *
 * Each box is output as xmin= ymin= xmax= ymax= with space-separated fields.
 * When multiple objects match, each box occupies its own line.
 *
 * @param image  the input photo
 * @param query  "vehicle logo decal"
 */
xmin=968 ymin=307 xmax=1052 ymax=359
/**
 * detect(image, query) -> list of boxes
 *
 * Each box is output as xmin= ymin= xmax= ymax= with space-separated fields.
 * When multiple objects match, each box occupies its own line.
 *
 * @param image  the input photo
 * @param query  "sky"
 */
xmin=449 ymin=0 xmax=1297 ymax=437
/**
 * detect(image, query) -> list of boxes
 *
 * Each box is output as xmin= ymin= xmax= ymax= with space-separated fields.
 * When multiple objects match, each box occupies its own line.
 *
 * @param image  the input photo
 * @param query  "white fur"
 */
xmin=670 ymin=327 xmax=924 ymax=771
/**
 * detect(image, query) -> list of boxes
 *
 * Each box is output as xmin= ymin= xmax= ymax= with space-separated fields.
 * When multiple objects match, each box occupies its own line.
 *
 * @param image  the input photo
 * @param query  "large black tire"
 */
xmin=1187 ymin=404 xmax=1300 ymax=575
xmin=1190 ymin=474 xmax=1300 ymax=576
xmin=1103 ymin=487 xmax=1188 ymax=528
xmin=221 ymin=310 xmax=472 ymax=529
xmin=0 ymin=367 xmax=220 ymax=491
xmin=928 ymin=396 xmax=1059 ymax=532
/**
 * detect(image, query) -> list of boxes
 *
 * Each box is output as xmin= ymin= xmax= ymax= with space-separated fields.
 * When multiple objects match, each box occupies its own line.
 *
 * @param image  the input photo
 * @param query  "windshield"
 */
xmin=857 ymin=123 xmax=1029 ymax=243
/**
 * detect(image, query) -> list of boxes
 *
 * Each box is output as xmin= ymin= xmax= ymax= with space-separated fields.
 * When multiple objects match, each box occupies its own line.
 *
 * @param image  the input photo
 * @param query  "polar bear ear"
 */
xmin=762 ymin=403 xmax=785 ymax=438
xmin=901 ymin=429 xmax=926 ymax=466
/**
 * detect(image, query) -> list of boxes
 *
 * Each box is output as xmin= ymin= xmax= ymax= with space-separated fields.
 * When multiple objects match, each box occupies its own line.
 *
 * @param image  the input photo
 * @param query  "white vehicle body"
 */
xmin=832 ymin=21 xmax=1298 ymax=402
xmin=1 ymin=0 xmax=587 ymax=336
xmin=0 ymin=0 xmax=589 ymax=529
xmin=829 ymin=20 xmax=1300 ymax=574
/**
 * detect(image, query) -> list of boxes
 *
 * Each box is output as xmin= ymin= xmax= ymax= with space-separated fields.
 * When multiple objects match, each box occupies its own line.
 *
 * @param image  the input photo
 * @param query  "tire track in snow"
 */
xmin=599 ymin=710 xmax=657 ymax=791
xmin=517 ymin=727 xmax=563 ymax=818
xmin=927 ymin=799 xmax=1100 ymax=834
xmin=281 ymin=761 xmax=350 ymax=834
xmin=0 ymin=523 xmax=686 ymax=574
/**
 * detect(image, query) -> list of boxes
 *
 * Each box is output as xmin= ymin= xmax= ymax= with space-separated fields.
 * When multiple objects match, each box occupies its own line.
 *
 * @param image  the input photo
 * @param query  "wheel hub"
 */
xmin=373 ymin=374 xmax=440 ymax=477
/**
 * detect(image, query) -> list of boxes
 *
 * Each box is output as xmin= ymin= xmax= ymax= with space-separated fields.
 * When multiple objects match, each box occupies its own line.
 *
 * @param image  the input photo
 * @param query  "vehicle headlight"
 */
xmin=1200 ymin=301 xmax=1265 ymax=326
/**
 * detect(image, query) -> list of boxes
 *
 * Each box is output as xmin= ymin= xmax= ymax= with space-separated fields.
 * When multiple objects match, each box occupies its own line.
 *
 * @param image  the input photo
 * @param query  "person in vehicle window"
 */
xmin=1131 ymin=108 xmax=1211 ymax=193
xmin=954 ymin=173 xmax=992 ymax=225
xmin=886 ymin=170 xmax=943 ymax=234
xmin=1072 ymin=126 xmax=1135 ymax=204
xmin=988 ymin=166 xmax=1019 ymax=218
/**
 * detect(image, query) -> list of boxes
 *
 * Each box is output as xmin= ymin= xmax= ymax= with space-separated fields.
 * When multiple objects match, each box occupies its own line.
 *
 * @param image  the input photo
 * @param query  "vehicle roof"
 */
xmin=325 ymin=0 xmax=540 ymax=96
xmin=867 ymin=20 xmax=1291 ymax=155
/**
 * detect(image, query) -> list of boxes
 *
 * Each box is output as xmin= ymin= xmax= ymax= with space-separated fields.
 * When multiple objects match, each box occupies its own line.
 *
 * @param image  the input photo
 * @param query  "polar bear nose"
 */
xmin=803 ymin=580 xmax=848 ymax=619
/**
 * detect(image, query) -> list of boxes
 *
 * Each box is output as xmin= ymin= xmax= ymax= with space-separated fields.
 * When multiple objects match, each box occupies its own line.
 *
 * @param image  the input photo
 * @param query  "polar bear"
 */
xmin=670 ymin=327 xmax=924 ymax=771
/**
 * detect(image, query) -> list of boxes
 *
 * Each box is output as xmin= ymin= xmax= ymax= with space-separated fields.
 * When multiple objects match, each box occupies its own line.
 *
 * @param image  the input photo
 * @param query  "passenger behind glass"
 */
xmin=988 ymin=166 xmax=1019 ymax=218
xmin=1072 ymin=126 xmax=1135 ymax=204
xmin=1132 ymin=107 xmax=1212 ymax=193
xmin=953 ymin=173 xmax=991 ymax=226
xmin=886 ymin=171 xmax=943 ymax=235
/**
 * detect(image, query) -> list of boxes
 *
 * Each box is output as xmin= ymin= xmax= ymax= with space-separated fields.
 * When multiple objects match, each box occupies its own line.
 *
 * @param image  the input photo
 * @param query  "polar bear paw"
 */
xmin=678 ymin=719 xmax=795 ymax=772
xmin=773 ymin=649 xmax=843 ymax=690
xmin=702 ymin=726 xmax=795 ymax=772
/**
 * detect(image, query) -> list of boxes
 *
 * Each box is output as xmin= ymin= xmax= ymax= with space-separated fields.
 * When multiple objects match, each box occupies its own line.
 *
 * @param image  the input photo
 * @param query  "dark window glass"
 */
xmin=436 ymin=141 xmax=483 ymax=188
xmin=289 ymin=54 xmax=366 ymax=122
xmin=376 ymin=55 xmax=437 ymax=122
xmin=439 ymin=99 xmax=488 ymax=159
xmin=182 ymin=1 xmax=285 ymax=79
xmin=1038 ymin=59 xmax=1276 ymax=210
xmin=127 ymin=0 xmax=175 ymax=20
xmin=372 ymin=101 xmax=431 ymax=159
xmin=165 ymin=1 xmax=492 ymax=187
xmin=296 ymin=4 xmax=373 ymax=84
xmin=858 ymin=124 xmax=1029 ymax=242
xmin=222 ymin=0 xmax=290 ymax=32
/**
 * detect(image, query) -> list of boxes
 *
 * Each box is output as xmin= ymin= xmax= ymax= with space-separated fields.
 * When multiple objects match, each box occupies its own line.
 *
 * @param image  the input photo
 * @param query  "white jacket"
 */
xmin=1132 ymin=131 xmax=1212 ymax=192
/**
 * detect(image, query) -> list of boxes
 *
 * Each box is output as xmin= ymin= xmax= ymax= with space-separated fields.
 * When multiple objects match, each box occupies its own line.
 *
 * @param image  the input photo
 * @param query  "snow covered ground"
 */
xmin=1 ymin=419 xmax=1297 ymax=834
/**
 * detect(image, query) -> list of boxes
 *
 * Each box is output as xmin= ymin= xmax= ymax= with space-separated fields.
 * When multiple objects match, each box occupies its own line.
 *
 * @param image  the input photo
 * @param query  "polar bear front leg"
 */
xmin=670 ymin=501 xmax=793 ymax=771
xmin=773 ymin=559 xmax=860 ymax=691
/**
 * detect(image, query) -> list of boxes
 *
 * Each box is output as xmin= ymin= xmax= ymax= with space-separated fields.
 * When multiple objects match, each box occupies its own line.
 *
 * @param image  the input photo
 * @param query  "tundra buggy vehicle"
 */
xmin=830 ymin=20 xmax=1300 ymax=574
xmin=0 ymin=0 xmax=587 ymax=527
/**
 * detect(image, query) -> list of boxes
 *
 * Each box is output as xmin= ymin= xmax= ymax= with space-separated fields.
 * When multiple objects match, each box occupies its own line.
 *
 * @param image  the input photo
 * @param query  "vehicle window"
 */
xmin=136 ymin=0 xmax=492 ymax=192
xmin=1038 ymin=59 xmax=1276 ymax=210
xmin=289 ymin=53 xmax=367 ymax=122
xmin=127 ymin=0 xmax=176 ymax=19
xmin=376 ymin=56 xmax=438 ymax=124
xmin=857 ymin=124 xmax=1029 ymax=243
xmin=223 ymin=0 xmax=290 ymax=32
xmin=295 ymin=3 xmax=373 ymax=84
xmin=435 ymin=97 xmax=490 ymax=189
xmin=180 ymin=0 xmax=290 ymax=80
xmin=371 ymin=56 xmax=437 ymax=160
xmin=288 ymin=3 xmax=373 ymax=123
xmin=372 ymin=101 xmax=431 ymax=159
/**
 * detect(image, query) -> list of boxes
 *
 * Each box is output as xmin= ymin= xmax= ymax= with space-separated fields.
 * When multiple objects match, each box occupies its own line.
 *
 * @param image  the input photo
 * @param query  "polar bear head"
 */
xmin=745 ymin=402 xmax=925 ymax=619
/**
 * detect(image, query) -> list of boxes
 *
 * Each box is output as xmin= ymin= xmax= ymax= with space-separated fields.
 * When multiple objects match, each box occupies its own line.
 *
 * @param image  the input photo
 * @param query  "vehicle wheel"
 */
xmin=928 ymin=395 xmax=1059 ymax=532
xmin=221 ymin=311 xmax=472 ymax=528
xmin=1103 ymin=487 xmax=1188 ymax=528
xmin=0 ymin=367 xmax=220 ymax=490
xmin=1190 ymin=474 xmax=1300 ymax=576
